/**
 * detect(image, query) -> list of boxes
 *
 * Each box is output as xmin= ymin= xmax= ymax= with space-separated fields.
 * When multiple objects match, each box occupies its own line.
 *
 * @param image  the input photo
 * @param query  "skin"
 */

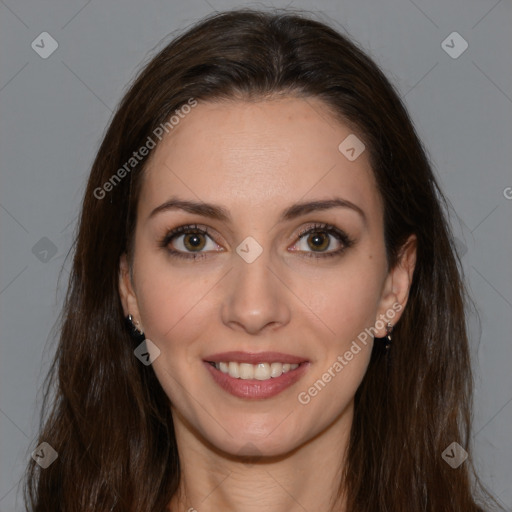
xmin=118 ymin=97 xmax=416 ymax=512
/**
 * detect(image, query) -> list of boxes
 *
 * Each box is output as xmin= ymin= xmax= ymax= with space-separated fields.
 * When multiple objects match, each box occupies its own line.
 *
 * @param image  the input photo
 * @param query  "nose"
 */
xmin=221 ymin=249 xmax=291 ymax=335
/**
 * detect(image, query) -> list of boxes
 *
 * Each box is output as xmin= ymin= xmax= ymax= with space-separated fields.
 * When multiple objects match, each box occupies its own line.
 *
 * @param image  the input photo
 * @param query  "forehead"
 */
xmin=137 ymin=97 xmax=382 ymax=225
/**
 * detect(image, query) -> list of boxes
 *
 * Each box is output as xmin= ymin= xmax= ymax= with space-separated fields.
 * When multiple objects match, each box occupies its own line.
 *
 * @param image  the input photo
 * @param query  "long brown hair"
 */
xmin=24 ymin=8 xmax=501 ymax=511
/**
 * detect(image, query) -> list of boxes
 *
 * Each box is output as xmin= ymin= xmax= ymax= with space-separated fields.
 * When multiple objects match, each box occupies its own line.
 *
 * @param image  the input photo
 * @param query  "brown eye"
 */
xmin=289 ymin=223 xmax=354 ymax=259
xmin=293 ymin=229 xmax=342 ymax=253
xmin=306 ymin=232 xmax=330 ymax=252
xmin=182 ymin=233 xmax=207 ymax=252
xmin=160 ymin=224 xmax=223 ymax=260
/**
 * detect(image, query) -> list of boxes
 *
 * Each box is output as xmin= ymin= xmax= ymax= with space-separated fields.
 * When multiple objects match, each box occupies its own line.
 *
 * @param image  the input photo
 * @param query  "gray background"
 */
xmin=1 ymin=0 xmax=511 ymax=510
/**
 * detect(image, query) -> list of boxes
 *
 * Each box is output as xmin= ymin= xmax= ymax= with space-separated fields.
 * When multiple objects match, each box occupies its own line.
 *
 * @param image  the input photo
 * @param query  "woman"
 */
xmin=24 ymin=8 xmax=501 ymax=512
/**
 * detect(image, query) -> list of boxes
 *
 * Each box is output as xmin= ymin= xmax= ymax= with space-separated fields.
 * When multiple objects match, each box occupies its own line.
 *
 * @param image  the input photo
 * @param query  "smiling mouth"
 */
xmin=206 ymin=360 xmax=305 ymax=380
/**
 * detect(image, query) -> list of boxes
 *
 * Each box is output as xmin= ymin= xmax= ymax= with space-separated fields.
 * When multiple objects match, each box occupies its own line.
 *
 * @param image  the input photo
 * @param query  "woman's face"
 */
xmin=119 ymin=97 xmax=415 ymax=457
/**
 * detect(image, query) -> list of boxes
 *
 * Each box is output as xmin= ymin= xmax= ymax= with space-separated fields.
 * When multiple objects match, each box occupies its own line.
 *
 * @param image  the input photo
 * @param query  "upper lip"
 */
xmin=204 ymin=351 xmax=308 ymax=364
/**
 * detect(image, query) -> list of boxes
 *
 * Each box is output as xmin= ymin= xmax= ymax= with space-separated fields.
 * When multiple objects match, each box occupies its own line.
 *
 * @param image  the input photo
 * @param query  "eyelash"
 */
xmin=158 ymin=223 xmax=354 ymax=261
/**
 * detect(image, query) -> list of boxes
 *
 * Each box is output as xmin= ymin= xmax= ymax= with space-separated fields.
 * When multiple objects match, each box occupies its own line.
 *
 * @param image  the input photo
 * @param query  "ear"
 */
xmin=374 ymin=234 xmax=417 ymax=336
xmin=118 ymin=252 xmax=142 ymax=324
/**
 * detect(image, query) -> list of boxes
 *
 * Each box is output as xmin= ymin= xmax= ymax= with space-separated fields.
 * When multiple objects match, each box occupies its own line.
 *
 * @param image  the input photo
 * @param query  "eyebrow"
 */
xmin=148 ymin=197 xmax=366 ymax=224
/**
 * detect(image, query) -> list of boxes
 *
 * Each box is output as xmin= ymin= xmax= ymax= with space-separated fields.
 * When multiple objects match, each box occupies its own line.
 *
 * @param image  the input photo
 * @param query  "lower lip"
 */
xmin=203 ymin=361 xmax=310 ymax=399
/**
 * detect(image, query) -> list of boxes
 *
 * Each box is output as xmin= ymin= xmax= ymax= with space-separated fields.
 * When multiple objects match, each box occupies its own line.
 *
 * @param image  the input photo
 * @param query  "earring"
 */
xmin=384 ymin=322 xmax=393 ymax=350
xmin=125 ymin=314 xmax=145 ymax=341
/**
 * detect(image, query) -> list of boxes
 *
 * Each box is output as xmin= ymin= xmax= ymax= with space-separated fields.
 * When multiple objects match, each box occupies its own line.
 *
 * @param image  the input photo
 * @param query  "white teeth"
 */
xmin=228 ymin=361 xmax=240 ymax=378
xmin=270 ymin=362 xmax=283 ymax=378
xmin=239 ymin=363 xmax=254 ymax=379
xmin=254 ymin=363 xmax=270 ymax=380
xmin=213 ymin=361 xmax=300 ymax=380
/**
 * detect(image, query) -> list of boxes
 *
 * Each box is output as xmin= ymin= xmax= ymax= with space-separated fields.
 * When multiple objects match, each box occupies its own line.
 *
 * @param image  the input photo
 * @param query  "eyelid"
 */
xmin=159 ymin=222 xmax=354 ymax=259
xmin=158 ymin=223 xmax=223 ymax=253
xmin=289 ymin=222 xmax=354 ymax=256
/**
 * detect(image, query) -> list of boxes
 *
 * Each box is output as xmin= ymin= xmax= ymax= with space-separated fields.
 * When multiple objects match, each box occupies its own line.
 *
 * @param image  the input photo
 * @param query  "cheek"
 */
xmin=133 ymin=261 xmax=215 ymax=404
xmin=297 ymin=279 xmax=378 ymax=418
xmin=298 ymin=257 xmax=385 ymax=342
xmin=135 ymin=244 xmax=385 ymax=349
xmin=295 ymin=315 xmax=373 ymax=431
xmin=132 ymin=250 xmax=219 ymax=361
